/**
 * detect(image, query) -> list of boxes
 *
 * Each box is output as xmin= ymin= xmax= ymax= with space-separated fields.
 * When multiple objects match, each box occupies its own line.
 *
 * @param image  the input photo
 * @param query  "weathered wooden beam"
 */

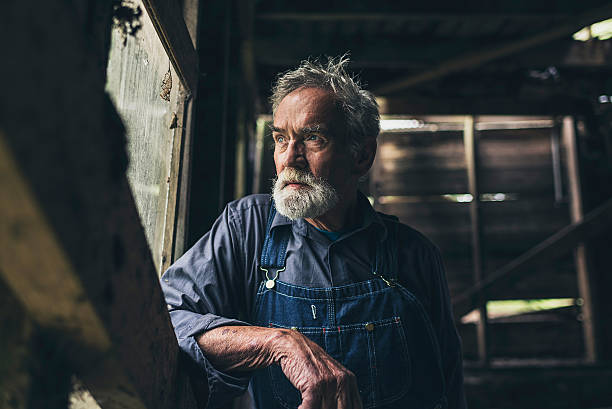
xmin=562 ymin=116 xmax=599 ymax=362
xmin=255 ymin=37 xmax=609 ymax=70
xmin=376 ymin=97 xmax=592 ymax=116
xmin=452 ymin=197 xmax=612 ymax=319
xmin=164 ymin=0 xmax=200 ymax=266
xmin=0 ymin=0 xmax=199 ymax=407
xmin=463 ymin=116 xmax=489 ymax=364
xmin=255 ymin=12 xmax=571 ymax=23
xmin=373 ymin=4 xmax=612 ymax=94
xmin=142 ymin=0 xmax=199 ymax=95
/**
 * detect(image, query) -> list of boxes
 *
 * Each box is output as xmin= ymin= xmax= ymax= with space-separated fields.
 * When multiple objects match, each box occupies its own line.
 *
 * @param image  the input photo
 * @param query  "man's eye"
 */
xmin=275 ymin=135 xmax=286 ymax=144
xmin=305 ymin=134 xmax=320 ymax=142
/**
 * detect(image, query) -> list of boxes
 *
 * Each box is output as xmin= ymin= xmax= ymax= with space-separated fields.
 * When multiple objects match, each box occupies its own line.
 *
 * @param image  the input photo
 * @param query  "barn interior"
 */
xmin=2 ymin=0 xmax=612 ymax=408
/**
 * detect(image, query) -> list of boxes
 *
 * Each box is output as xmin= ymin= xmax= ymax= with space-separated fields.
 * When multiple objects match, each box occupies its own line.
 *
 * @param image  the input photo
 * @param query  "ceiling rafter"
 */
xmin=373 ymin=4 xmax=612 ymax=95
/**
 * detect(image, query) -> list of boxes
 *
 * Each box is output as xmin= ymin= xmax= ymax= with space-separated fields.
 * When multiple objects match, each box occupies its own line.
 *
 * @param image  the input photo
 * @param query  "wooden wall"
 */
xmin=370 ymin=118 xmax=584 ymax=361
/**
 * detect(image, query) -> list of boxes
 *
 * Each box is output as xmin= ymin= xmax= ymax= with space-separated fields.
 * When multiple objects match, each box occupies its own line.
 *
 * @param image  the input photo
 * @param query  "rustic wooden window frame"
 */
xmin=126 ymin=0 xmax=199 ymax=273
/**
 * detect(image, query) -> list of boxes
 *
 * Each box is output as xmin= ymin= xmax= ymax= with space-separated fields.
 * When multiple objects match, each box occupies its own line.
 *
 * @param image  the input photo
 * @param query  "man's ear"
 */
xmin=353 ymin=139 xmax=377 ymax=177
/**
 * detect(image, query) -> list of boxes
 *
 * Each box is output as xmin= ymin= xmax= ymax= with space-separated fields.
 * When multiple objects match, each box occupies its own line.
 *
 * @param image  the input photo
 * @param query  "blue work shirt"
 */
xmin=161 ymin=193 xmax=466 ymax=409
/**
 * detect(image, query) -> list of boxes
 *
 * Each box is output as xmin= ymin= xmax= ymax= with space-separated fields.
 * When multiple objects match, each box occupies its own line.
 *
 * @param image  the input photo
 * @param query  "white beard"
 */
xmin=272 ymin=168 xmax=339 ymax=220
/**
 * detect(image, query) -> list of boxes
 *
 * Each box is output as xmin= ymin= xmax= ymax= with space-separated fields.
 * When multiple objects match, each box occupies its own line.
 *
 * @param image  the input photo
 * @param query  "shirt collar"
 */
xmin=269 ymin=192 xmax=389 ymax=242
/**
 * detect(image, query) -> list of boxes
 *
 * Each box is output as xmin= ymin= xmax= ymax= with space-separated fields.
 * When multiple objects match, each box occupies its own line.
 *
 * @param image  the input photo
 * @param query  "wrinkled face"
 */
xmin=271 ymin=87 xmax=357 ymax=219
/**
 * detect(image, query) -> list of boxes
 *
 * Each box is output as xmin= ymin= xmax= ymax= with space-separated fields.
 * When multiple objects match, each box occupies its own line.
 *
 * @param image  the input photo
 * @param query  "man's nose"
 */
xmin=283 ymin=140 xmax=307 ymax=169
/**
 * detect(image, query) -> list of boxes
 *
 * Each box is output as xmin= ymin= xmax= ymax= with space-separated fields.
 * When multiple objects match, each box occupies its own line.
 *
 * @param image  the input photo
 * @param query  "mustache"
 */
xmin=275 ymin=168 xmax=315 ymax=188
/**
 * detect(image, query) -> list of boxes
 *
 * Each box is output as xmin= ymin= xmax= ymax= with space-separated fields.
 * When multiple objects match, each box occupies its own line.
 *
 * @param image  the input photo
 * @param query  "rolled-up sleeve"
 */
xmin=161 ymin=204 xmax=252 ymax=409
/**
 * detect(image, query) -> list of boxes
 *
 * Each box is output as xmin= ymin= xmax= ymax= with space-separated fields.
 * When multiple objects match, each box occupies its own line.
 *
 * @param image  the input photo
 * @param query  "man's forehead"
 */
xmin=273 ymin=87 xmax=340 ymax=128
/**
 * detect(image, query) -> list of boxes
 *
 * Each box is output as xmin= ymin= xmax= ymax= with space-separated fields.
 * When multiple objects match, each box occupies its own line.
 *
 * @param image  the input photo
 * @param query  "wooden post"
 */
xmin=562 ymin=116 xmax=599 ymax=362
xmin=463 ymin=116 xmax=489 ymax=365
xmin=0 ymin=0 xmax=200 ymax=405
xmin=166 ymin=0 xmax=201 ymax=265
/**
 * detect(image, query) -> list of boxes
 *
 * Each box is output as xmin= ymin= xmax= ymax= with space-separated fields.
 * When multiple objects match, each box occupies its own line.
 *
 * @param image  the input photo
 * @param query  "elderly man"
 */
xmin=161 ymin=57 xmax=466 ymax=409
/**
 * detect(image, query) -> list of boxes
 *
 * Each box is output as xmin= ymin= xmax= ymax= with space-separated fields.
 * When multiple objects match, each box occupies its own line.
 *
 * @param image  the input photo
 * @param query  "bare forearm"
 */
xmin=197 ymin=325 xmax=363 ymax=409
xmin=196 ymin=325 xmax=284 ymax=372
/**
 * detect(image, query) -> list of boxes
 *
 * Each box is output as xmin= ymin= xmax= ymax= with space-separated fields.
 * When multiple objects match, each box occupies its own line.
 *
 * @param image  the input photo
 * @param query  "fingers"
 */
xmin=277 ymin=330 xmax=364 ymax=409
xmin=335 ymin=369 xmax=362 ymax=409
xmin=297 ymin=391 xmax=318 ymax=409
xmin=298 ymin=365 xmax=363 ymax=409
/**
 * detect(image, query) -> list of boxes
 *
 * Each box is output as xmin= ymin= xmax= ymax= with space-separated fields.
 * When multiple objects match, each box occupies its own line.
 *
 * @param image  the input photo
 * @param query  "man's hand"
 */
xmin=269 ymin=328 xmax=363 ymax=409
xmin=197 ymin=326 xmax=363 ymax=409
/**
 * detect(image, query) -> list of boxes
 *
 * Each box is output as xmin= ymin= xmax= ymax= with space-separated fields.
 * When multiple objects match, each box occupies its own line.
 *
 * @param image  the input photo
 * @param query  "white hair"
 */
xmin=272 ymin=168 xmax=339 ymax=220
xmin=270 ymin=55 xmax=380 ymax=158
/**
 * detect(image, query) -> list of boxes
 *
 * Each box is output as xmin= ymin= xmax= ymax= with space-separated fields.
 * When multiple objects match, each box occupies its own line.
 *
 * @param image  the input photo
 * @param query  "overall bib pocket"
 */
xmin=340 ymin=317 xmax=411 ymax=408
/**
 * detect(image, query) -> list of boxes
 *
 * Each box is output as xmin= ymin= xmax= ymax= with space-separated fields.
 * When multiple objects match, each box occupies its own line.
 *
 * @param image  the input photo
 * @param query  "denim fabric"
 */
xmin=250 ymin=208 xmax=447 ymax=409
xmin=161 ymin=194 xmax=466 ymax=409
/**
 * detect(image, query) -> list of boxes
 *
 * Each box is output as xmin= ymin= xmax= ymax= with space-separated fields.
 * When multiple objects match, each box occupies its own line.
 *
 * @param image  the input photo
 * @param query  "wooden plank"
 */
xmin=1 ymin=132 xmax=199 ymax=409
xmin=460 ymin=319 xmax=584 ymax=360
xmin=373 ymin=4 xmax=612 ymax=94
xmin=377 ymin=96 xmax=593 ymax=115
xmin=172 ymin=95 xmax=196 ymax=262
xmin=171 ymin=0 xmax=200 ymax=261
xmin=0 ymin=0 xmax=199 ymax=404
xmin=0 ymin=276 xmax=35 ymax=409
xmin=372 ymin=169 xmax=469 ymax=195
xmin=142 ymin=0 xmax=199 ymax=95
xmin=378 ymin=201 xmax=471 ymax=235
xmin=452 ymin=197 xmax=612 ymax=318
xmin=161 ymin=0 xmax=203 ymax=266
xmin=0 ymin=134 xmax=112 ymax=354
xmin=478 ymin=128 xmax=553 ymax=169
xmin=376 ymin=142 xmax=552 ymax=172
xmin=464 ymin=116 xmax=489 ymax=363
xmin=446 ymin=256 xmax=578 ymax=301
xmin=376 ymin=131 xmax=466 ymax=171
xmin=181 ymin=0 xmax=199 ymax=48
xmin=372 ymin=167 xmax=554 ymax=195
xmin=255 ymin=12 xmax=572 ymax=23
xmin=374 ymin=126 xmax=557 ymax=195
xmin=162 ymin=85 xmax=191 ymax=272
xmin=381 ymin=199 xmax=570 ymax=258
xmin=464 ymin=365 xmax=612 ymax=409
xmin=0 ymin=134 xmax=139 ymax=408
xmin=562 ymin=116 xmax=598 ymax=362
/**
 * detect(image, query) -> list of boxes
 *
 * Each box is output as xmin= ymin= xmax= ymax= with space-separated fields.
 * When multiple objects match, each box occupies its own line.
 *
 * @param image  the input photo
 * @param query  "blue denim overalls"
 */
xmin=251 ymin=204 xmax=447 ymax=409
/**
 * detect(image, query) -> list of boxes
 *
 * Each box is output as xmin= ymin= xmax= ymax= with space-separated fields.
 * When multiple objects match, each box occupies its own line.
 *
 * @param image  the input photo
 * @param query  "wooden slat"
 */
xmin=379 ymin=197 xmax=569 ymax=238
xmin=563 ymin=116 xmax=598 ymax=362
xmin=452 ymin=197 xmax=612 ymax=318
xmin=464 ymin=116 xmax=489 ymax=363
xmin=373 ymin=169 xmax=469 ymax=195
xmin=373 ymin=167 xmax=555 ymax=195
xmin=446 ymin=259 xmax=578 ymax=301
xmin=374 ymin=127 xmax=556 ymax=195
xmin=142 ymin=0 xmax=198 ymax=95
xmin=464 ymin=365 xmax=612 ymax=409
xmin=162 ymin=85 xmax=191 ymax=273
xmin=255 ymin=12 xmax=573 ymax=23
xmin=373 ymin=4 xmax=612 ymax=94
xmin=170 ymin=0 xmax=200 ymax=262
xmin=377 ymin=96 xmax=593 ymax=115
xmin=460 ymin=319 xmax=584 ymax=360
xmin=479 ymin=128 xmax=553 ymax=168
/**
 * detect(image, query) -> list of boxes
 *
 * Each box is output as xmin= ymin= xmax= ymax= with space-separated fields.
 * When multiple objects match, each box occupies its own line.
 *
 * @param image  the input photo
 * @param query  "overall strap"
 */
xmin=259 ymin=201 xmax=291 ymax=269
